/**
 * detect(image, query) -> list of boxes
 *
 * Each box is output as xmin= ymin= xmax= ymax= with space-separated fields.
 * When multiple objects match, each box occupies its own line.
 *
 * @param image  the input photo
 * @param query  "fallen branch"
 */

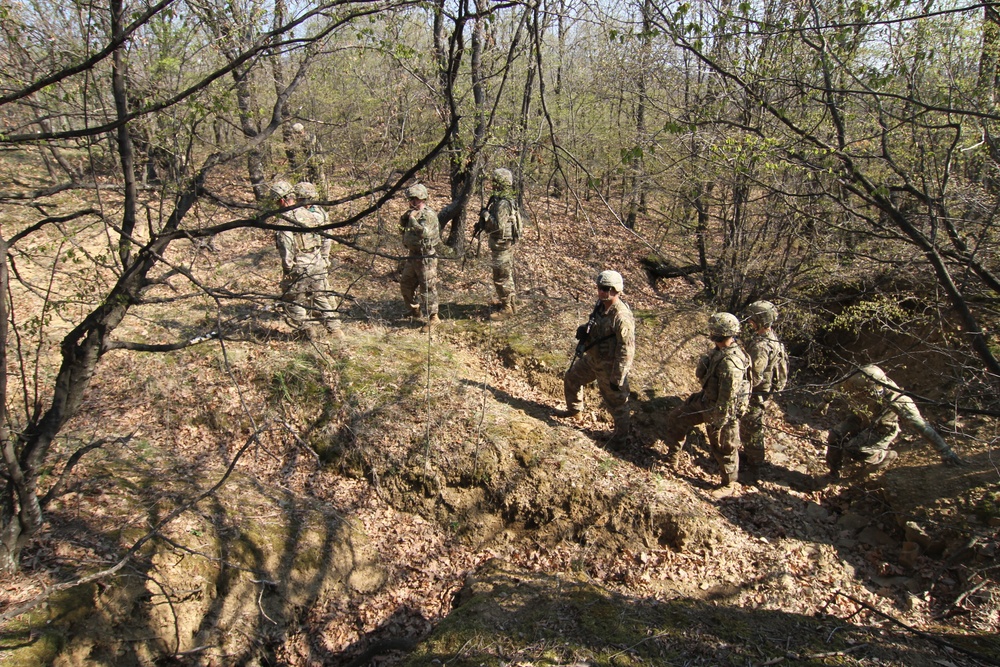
xmin=835 ymin=590 xmax=1000 ymax=666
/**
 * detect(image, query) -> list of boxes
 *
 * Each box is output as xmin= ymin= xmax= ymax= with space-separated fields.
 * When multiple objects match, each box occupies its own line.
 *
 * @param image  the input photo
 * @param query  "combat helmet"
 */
xmin=596 ymin=270 xmax=624 ymax=293
xmin=294 ymin=181 xmax=318 ymax=199
xmin=746 ymin=300 xmax=778 ymax=327
xmin=708 ymin=312 xmax=740 ymax=338
xmin=405 ymin=183 xmax=429 ymax=200
xmin=492 ymin=168 xmax=514 ymax=187
xmin=844 ymin=364 xmax=889 ymax=391
xmin=270 ymin=180 xmax=294 ymax=199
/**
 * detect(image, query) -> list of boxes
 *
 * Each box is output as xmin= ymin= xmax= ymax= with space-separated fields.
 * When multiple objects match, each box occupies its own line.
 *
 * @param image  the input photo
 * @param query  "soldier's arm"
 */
xmin=749 ymin=343 xmax=769 ymax=391
xmin=276 ymin=231 xmax=295 ymax=272
xmin=422 ymin=210 xmax=441 ymax=247
xmin=497 ymin=200 xmax=514 ymax=240
xmin=610 ymin=311 xmax=636 ymax=387
xmin=892 ymin=394 xmax=966 ymax=465
xmin=712 ymin=363 xmax=741 ymax=423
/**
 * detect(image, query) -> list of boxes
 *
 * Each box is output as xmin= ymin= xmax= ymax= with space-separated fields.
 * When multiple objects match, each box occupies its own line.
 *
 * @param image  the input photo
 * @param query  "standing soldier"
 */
xmin=272 ymin=180 xmax=344 ymax=340
xmin=739 ymin=300 xmax=788 ymax=477
xmin=823 ymin=364 xmax=963 ymax=481
xmin=295 ymin=180 xmax=330 ymax=261
xmin=560 ymin=270 xmax=636 ymax=444
xmin=662 ymin=312 xmax=752 ymax=489
xmin=290 ymin=122 xmax=325 ymax=189
xmin=476 ymin=168 xmax=521 ymax=321
xmin=399 ymin=183 xmax=440 ymax=332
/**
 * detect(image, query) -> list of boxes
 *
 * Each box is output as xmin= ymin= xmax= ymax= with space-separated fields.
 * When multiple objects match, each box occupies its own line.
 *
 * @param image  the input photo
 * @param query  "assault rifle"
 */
xmin=568 ymin=301 xmax=604 ymax=371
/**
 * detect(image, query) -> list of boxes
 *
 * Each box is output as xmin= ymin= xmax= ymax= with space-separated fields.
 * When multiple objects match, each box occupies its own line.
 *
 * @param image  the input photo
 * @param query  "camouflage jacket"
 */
xmin=482 ymin=195 xmax=517 ymax=252
xmin=583 ymin=299 xmax=635 ymax=386
xmin=696 ymin=343 xmax=752 ymax=425
xmin=746 ymin=330 xmax=787 ymax=395
xmin=400 ymin=207 xmax=440 ymax=254
xmin=277 ymin=206 xmax=327 ymax=276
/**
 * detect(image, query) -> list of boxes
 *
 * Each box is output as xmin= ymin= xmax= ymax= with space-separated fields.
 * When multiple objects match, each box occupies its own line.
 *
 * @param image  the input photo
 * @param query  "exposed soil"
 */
xmin=0 ymin=169 xmax=998 ymax=666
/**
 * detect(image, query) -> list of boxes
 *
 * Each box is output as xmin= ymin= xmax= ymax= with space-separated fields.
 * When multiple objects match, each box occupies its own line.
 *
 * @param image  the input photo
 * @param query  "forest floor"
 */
xmin=1 ymin=175 xmax=998 ymax=667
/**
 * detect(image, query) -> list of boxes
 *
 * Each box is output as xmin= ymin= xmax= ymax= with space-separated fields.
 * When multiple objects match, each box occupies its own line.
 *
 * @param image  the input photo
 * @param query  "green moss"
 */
xmin=0 ymin=584 xmax=98 ymax=667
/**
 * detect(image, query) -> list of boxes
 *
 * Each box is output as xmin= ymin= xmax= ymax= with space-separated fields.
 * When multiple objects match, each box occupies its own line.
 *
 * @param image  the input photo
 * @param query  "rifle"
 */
xmin=568 ymin=301 xmax=604 ymax=371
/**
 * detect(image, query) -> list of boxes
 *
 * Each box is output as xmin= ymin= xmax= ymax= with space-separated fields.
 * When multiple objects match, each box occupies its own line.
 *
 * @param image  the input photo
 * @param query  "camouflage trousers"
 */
xmin=400 ymin=255 xmax=438 ymax=316
xmin=280 ymin=271 xmax=340 ymax=331
xmin=663 ymin=393 xmax=740 ymax=480
xmin=491 ymin=248 xmax=515 ymax=306
xmin=739 ymin=394 xmax=768 ymax=467
xmin=564 ymin=356 xmax=630 ymax=432
xmin=826 ymin=413 xmax=900 ymax=472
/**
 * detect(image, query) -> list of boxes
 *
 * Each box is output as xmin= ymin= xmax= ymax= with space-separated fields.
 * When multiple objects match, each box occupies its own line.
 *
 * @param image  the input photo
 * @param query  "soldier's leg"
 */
xmin=740 ymin=395 xmax=767 ymax=468
xmin=400 ymin=259 xmax=421 ymax=314
xmin=826 ymin=415 xmax=862 ymax=475
xmin=596 ymin=372 xmax=630 ymax=435
xmin=280 ymin=274 xmax=309 ymax=329
xmin=662 ymin=396 xmax=707 ymax=458
xmin=422 ymin=257 xmax=439 ymax=317
xmin=564 ymin=357 xmax=597 ymax=414
xmin=853 ymin=419 xmax=901 ymax=466
xmin=707 ymin=419 xmax=740 ymax=485
xmin=491 ymin=249 xmax=515 ymax=308
xmin=310 ymin=276 xmax=343 ymax=335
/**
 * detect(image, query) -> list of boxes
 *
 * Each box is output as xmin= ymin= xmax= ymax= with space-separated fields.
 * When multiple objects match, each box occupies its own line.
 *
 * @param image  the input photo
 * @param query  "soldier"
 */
xmin=560 ymin=270 xmax=636 ymax=443
xmin=823 ymin=364 xmax=963 ymax=481
xmin=662 ymin=312 xmax=752 ymax=489
xmin=271 ymin=180 xmax=344 ymax=340
xmin=399 ymin=183 xmax=441 ymax=332
xmin=739 ymin=300 xmax=788 ymax=476
xmin=476 ymin=168 xmax=521 ymax=321
xmin=290 ymin=122 xmax=325 ymax=188
xmin=294 ymin=180 xmax=330 ymax=260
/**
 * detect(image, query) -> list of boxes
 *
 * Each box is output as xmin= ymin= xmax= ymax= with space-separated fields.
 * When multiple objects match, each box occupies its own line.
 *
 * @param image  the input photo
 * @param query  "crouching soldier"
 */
xmin=823 ymin=364 xmax=963 ymax=482
xmin=662 ymin=312 xmax=752 ymax=489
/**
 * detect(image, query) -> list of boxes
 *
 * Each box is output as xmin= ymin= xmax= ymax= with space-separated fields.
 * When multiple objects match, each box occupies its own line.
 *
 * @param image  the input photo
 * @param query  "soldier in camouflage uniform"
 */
xmin=739 ymin=300 xmax=788 ymax=475
xmin=560 ymin=270 xmax=636 ymax=441
xmin=824 ymin=364 xmax=963 ymax=480
xmin=662 ymin=312 xmax=752 ymax=488
xmin=290 ymin=122 xmax=325 ymax=188
xmin=399 ymin=183 xmax=440 ymax=331
xmin=478 ymin=168 xmax=519 ymax=321
xmin=272 ymin=180 xmax=343 ymax=339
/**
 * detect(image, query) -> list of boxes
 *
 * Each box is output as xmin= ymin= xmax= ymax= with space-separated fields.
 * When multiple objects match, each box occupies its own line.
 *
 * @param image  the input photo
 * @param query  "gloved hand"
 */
xmin=611 ymin=382 xmax=620 ymax=392
xmin=941 ymin=450 xmax=966 ymax=466
xmin=575 ymin=324 xmax=588 ymax=341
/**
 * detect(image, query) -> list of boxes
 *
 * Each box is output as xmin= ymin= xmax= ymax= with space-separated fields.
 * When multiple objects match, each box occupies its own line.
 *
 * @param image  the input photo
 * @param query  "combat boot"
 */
xmin=421 ymin=313 xmax=440 ymax=332
xmin=326 ymin=322 xmax=346 ymax=341
xmin=489 ymin=303 xmax=514 ymax=321
xmin=865 ymin=449 xmax=898 ymax=474
xmin=408 ymin=305 xmax=422 ymax=320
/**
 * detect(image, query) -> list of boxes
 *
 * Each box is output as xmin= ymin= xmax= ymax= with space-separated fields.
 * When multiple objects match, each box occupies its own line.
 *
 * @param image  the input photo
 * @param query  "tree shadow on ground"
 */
xmin=401 ymin=560 xmax=998 ymax=667
xmin=0 ymin=442 xmax=381 ymax=667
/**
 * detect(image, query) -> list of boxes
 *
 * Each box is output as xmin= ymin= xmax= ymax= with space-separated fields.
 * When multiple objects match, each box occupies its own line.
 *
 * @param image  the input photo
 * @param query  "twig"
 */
xmin=835 ymin=591 xmax=1000 ymax=666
